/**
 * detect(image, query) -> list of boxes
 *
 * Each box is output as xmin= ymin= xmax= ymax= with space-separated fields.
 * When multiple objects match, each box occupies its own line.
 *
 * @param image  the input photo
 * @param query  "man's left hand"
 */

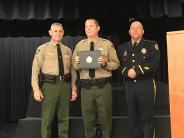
xmin=71 ymin=90 xmax=77 ymax=101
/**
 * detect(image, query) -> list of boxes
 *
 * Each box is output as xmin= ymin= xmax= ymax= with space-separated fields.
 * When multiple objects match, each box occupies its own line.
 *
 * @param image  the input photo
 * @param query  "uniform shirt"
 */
xmin=118 ymin=38 xmax=160 ymax=82
xmin=72 ymin=38 xmax=120 ymax=80
xmin=31 ymin=41 xmax=72 ymax=92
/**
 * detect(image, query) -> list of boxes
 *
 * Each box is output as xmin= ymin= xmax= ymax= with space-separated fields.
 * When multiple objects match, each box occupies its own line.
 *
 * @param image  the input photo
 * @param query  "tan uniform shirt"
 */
xmin=72 ymin=38 xmax=120 ymax=80
xmin=31 ymin=41 xmax=74 ymax=92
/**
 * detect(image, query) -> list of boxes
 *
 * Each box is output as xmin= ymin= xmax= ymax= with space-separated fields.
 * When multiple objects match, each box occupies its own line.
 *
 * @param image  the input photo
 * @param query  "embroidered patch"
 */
xmin=35 ymin=48 xmax=40 ymax=54
xmin=155 ymin=44 xmax=159 ymax=51
xmin=111 ymin=45 xmax=115 ymax=49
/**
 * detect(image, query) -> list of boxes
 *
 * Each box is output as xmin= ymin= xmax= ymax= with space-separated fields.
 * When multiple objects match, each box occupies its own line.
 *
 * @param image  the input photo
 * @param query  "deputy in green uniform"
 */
xmin=72 ymin=18 xmax=120 ymax=138
xmin=31 ymin=22 xmax=77 ymax=138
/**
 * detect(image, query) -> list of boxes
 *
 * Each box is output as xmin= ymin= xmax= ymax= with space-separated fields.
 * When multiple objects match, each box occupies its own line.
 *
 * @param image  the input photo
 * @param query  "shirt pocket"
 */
xmin=64 ymin=55 xmax=71 ymax=70
xmin=45 ymin=52 xmax=57 ymax=61
xmin=64 ymin=55 xmax=71 ymax=63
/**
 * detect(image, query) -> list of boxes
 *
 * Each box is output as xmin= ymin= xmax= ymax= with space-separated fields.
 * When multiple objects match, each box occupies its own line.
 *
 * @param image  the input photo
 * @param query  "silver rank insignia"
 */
xmin=141 ymin=48 xmax=147 ymax=54
xmin=123 ymin=51 xmax=127 ymax=57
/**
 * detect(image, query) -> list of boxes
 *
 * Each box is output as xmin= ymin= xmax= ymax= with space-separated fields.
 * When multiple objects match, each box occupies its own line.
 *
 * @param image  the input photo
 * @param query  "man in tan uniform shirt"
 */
xmin=31 ymin=22 xmax=77 ymax=138
xmin=72 ymin=18 xmax=119 ymax=138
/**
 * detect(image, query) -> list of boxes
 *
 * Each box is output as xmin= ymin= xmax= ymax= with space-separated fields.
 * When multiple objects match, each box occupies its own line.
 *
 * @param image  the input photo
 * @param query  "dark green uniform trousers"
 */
xmin=41 ymin=81 xmax=70 ymax=138
xmin=81 ymin=82 xmax=112 ymax=138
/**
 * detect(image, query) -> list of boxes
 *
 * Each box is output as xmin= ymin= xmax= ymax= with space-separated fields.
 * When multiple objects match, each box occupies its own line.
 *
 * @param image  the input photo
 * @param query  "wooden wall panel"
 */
xmin=167 ymin=30 xmax=184 ymax=138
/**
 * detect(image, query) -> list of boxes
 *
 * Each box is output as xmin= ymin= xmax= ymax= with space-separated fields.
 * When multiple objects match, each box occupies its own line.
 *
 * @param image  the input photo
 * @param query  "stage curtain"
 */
xmin=0 ymin=0 xmax=183 ymax=20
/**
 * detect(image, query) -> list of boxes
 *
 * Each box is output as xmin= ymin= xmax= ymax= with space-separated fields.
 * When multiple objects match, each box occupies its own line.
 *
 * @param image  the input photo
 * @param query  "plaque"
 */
xmin=78 ymin=50 xmax=101 ymax=69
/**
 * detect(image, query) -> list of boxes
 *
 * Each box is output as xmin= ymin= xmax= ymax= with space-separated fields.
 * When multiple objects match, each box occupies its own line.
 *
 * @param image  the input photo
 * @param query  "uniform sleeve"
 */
xmin=117 ymin=45 xmax=129 ymax=77
xmin=104 ymin=44 xmax=120 ymax=71
xmin=31 ymin=47 xmax=44 ymax=92
xmin=71 ymin=44 xmax=79 ymax=70
xmin=71 ymin=62 xmax=78 ymax=91
xmin=134 ymin=43 xmax=160 ymax=77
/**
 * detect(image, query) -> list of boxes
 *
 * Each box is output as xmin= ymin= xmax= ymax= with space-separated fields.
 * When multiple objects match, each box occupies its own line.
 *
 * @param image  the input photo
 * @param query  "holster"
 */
xmin=75 ymin=70 xmax=81 ymax=92
xmin=38 ymin=73 xmax=44 ymax=88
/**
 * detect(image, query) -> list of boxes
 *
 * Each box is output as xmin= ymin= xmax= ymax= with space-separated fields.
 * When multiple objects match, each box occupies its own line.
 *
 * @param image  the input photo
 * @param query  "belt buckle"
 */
xmin=59 ymin=76 xmax=64 ymax=81
xmin=91 ymin=79 xmax=96 ymax=85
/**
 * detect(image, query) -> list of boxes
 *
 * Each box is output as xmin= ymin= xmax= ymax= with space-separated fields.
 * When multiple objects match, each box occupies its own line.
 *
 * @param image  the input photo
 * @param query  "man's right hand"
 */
xmin=33 ymin=90 xmax=44 ymax=102
xmin=75 ymin=56 xmax=80 ymax=64
xmin=128 ymin=68 xmax=136 ymax=79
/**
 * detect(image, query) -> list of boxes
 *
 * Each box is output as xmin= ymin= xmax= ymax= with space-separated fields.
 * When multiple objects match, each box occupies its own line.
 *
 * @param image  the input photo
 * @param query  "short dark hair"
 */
xmin=129 ymin=17 xmax=143 ymax=26
xmin=86 ymin=18 xmax=100 ymax=26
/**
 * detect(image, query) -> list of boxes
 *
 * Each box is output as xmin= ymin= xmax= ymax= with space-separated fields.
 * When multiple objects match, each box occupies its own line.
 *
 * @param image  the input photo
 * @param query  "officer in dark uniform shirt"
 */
xmin=117 ymin=20 xmax=160 ymax=138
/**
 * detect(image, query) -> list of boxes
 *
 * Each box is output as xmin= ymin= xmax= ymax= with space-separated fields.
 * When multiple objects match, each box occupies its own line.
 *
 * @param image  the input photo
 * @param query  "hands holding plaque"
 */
xmin=75 ymin=51 xmax=106 ymax=69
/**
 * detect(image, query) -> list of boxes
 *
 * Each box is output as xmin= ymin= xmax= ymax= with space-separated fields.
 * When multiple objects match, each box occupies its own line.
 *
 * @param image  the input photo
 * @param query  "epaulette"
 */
xmin=144 ymin=39 xmax=156 ymax=44
xmin=100 ymin=38 xmax=112 ymax=44
xmin=78 ymin=39 xmax=88 ymax=44
xmin=123 ymin=41 xmax=130 ymax=45
xmin=119 ymin=41 xmax=130 ymax=48
xmin=100 ymin=38 xmax=107 ymax=41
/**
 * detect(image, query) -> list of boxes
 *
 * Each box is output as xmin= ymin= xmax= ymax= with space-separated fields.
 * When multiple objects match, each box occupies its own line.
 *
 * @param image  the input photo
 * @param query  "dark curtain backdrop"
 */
xmin=0 ymin=36 xmax=85 ymax=123
xmin=0 ymin=0 xmax=184 ymax=124
xmin=0 ymin=33 xmax=168 ymax=123
xmin=0 ymin=0 xmax=183 ymax=20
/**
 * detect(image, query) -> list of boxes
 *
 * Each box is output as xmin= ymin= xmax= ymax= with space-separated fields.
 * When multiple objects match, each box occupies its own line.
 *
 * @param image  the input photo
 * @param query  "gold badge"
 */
xmin=123 ymin=51 xmax=127 ymax=57
xmin=141 ymin=48 xmax=146 ymax=54
xmin=155 ymin=44 xmax=159 ymax=51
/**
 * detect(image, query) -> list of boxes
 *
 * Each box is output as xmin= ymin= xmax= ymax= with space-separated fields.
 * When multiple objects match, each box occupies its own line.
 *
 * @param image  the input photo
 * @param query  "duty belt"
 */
xmin=42 ymin=74 xmax=71 ymax=83
xmin=80 ymin=77 xmax=112 ymax=89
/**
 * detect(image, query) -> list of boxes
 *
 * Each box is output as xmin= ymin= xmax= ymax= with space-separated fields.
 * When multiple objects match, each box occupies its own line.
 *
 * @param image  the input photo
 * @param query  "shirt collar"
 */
xmin=49 ymin=40 xmax=62 ymax=47
xmin=131 ymin=38 xmax=141 ymax=45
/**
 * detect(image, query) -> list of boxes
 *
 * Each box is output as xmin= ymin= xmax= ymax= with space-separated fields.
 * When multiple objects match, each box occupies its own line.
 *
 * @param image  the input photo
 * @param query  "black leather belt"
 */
xmin=80 ymin=77 xmax=112 ymax=89
xmin=43 ymin=74 xmax=71 ymax=83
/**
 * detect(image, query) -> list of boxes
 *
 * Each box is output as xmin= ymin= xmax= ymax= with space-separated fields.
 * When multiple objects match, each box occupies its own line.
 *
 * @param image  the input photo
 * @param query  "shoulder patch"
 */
xmin=111 ymin=44 xmax=115 ymax=49
xmin=35 ymin=44 xmax=45 ymax=54
xmin=35 ymin=48 xmax=41 ymax=54
xmin=154 ymin=44 xmax=159 ymax=51
xmin=79 ymin=39 xmax=88 ymax=44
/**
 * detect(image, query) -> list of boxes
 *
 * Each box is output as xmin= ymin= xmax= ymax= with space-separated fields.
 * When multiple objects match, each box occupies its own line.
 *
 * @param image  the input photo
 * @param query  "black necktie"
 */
xmin=56 ymin=44 xmax=64 ymax=77
xmin=133 ymin=42 xmax=137 ymax=46
xmin=89 ymin=41 xmax=95 ymax=78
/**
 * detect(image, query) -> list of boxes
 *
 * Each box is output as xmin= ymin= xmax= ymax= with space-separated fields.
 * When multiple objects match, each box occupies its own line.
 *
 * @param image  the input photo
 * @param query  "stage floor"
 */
xmin=0 ymin=123 xmax=16 ymax=138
